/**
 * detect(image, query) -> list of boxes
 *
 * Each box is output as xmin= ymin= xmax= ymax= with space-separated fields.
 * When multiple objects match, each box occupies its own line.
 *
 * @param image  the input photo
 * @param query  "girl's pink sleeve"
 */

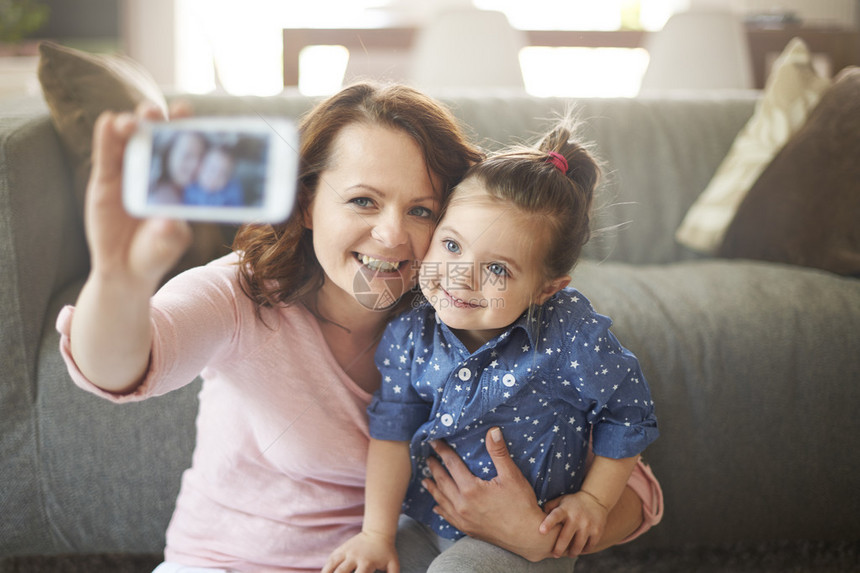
xmin=619 ymin=458 xmax=664 ymax=544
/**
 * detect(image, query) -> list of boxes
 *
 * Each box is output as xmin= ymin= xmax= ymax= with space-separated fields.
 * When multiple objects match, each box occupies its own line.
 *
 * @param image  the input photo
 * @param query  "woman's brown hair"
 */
xmin=233 ymin=82 xmax=482 ymax=312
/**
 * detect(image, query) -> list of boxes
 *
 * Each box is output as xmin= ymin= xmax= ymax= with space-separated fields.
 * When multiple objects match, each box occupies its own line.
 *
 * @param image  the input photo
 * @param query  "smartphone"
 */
xmin=122 ymin=116 xmax=299 ymax=223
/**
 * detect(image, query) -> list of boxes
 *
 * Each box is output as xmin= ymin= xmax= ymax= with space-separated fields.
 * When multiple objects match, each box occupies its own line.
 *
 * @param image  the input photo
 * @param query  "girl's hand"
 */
xmin=540 ymin=491 xmax=609 ymax=558
xmin=421 ymin=427 xmax=558 ymax=562
xmin=322 ymin=531 xmax=399 ymax=573
xmin=86 ymin=101 xmax=193 ymax=291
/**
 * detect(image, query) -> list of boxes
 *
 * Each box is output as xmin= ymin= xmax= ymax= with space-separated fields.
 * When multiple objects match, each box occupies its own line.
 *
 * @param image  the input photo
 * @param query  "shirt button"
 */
xmin=457 ymin=367 xmax=471 ymax=381
xmin=502 ymin=373 xmax=516 ymax=387
xmin=440 ymin=413 xmax=454 ymax=427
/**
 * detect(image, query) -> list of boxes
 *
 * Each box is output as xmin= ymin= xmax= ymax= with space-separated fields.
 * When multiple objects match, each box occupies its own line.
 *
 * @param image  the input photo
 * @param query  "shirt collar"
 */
xmin=429 ymin=297 xmax=548 ymax=356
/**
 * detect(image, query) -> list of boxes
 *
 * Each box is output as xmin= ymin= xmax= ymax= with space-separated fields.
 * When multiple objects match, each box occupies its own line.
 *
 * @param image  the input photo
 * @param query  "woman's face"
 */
xmin=167 ymin=133 xmax=206 ymax=187
xmin=307 ymin=123 xmax=441 ymax=312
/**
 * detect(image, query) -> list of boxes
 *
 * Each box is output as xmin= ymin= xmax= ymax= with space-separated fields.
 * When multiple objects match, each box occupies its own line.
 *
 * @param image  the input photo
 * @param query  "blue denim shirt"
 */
xmin=368 ymin=287 xmax=659 ymax=540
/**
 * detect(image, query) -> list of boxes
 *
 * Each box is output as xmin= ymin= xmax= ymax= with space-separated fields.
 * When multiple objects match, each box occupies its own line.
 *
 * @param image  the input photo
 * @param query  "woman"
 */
xmin=59 ymin=83 xmax=661 ymax=572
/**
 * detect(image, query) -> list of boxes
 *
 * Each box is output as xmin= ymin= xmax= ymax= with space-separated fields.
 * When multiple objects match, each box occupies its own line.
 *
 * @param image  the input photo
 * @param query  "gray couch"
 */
xmin=2 ymin=90 xmax=859 ymax=571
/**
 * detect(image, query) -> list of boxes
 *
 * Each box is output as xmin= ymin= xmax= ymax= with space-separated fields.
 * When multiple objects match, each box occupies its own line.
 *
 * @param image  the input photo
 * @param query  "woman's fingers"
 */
xmin=135 ymin=100 xmax=166 ymax=122
xmin=89 ymin=112 xmax=136 ymax=195
xmin=482 ymin=427 xmax=521 ymax=480
xmin=168 ymin=98 xmax=194 ymax=120
xmin=427 ymin=440 xmax=470 ymax=489
xmin=422 ymin=456 xmax=453 ymax=516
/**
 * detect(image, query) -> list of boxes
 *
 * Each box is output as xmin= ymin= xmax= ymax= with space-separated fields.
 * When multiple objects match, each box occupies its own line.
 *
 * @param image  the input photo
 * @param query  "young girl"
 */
xmin=325 ymin=120 xmax=659 ymax=572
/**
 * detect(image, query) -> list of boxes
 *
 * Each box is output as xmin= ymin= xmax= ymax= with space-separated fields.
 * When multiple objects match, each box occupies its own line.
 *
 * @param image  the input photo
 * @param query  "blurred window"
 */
xmin=176 ymin=0 xmax=691 ymax=96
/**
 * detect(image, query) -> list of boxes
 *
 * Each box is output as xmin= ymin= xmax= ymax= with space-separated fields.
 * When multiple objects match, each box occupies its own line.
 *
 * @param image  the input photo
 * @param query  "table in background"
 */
xmin=283 ymin=25 xmax=860 ymax=89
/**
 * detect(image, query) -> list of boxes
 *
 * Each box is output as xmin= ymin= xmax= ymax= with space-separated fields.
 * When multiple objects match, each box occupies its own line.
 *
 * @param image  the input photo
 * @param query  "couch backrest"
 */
xmin=186 ymin=92 xmax=758 ymax=266
xmin=435 ymin=94 xmax=758 ymax=265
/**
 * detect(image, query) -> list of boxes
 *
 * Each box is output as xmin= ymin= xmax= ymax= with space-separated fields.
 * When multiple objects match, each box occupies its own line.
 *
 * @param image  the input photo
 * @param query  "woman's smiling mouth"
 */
xmin=355 ymin=252 xmax=405 ymax=273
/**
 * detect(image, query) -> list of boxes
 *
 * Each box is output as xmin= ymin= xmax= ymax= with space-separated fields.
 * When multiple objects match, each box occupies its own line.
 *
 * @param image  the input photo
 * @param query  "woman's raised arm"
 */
xmin=70 ymin=104 xmax=192 ymax=394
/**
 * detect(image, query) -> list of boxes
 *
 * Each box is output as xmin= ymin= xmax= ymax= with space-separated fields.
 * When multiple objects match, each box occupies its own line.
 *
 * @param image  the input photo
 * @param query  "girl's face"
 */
xmin=420 ymin=178 xmax=565 ymax=348
xmin=307 ymin=123 xmax=441 ymax=312
xmin=197 ymin=149 xmax=234 ymax=193
xmin=167 ymin=133 xmax=206 ymax=187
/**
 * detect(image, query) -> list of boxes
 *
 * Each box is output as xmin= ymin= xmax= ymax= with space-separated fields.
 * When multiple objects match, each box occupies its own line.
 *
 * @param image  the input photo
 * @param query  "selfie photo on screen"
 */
xmin=146 ymin=129 xmax=269 ymax=209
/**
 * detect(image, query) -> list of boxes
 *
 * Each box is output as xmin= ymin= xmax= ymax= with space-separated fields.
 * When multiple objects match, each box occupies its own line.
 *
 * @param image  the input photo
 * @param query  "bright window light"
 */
xmin=299 ymin=46 xmax=350 ymax=96
xmin=174 ymin=0 xmax=689 ymax=97
xmin=520 ymin=47 xmax=650 ymax=97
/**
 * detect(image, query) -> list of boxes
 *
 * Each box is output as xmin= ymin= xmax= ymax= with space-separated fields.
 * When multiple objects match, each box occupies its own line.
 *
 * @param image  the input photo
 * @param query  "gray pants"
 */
xmin=396 ymin=516 xmax=577 ymax=573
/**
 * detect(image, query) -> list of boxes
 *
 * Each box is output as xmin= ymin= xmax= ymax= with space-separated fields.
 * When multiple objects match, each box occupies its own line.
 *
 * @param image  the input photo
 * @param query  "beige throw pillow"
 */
xmin=675 ymin=38 xmax=831 ymax=253
xmin=37 ymin=41 xmax=233 ymax=280
xmin=37 ymin=41 xmax=168 ymax=212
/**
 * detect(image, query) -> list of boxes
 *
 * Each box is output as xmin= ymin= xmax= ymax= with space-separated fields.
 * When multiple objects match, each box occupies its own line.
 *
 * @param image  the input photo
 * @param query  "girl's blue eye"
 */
xmin=351 ymin=197 xmax=372 ymax=208
xmin=487 ymin=263 xmax=508 ymax=277
xmin=444 ymin=239 xmax=460 ymax=254
xmin=409 ymin=206 xmax=434 ymax=218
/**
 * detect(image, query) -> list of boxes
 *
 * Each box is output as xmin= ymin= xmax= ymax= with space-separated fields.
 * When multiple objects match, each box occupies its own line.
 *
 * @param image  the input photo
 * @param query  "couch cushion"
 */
xmin=570 ymin=258 xmax=860 ymax=545
xmin=675 ymin=38 xmax=830 ymax=253
xmin=34 ymin=280 xmax=199 ymax=555
xmin=718 ymin=67 xmax=860 ymax=275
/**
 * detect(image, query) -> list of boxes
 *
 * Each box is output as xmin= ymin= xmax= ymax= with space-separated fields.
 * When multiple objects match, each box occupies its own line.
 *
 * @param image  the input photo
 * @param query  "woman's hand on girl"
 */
xmin=421 ymin=427 xmax=559 ymax=562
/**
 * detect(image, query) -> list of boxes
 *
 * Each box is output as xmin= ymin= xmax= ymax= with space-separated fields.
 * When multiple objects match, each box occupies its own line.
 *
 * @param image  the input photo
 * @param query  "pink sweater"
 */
xmin=57 ymin=254 xmax=372 ymax=572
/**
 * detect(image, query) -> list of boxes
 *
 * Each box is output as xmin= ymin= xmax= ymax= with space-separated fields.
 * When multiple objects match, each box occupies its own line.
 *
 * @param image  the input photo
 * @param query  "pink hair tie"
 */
xmin=546 ymin=152 xmax=568 ymax=174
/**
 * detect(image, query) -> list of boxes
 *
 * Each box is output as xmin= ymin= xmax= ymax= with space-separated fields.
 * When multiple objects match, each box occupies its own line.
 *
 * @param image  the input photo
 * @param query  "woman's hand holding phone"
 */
xmin=87 ymin=102 xmax=193 ymax=291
